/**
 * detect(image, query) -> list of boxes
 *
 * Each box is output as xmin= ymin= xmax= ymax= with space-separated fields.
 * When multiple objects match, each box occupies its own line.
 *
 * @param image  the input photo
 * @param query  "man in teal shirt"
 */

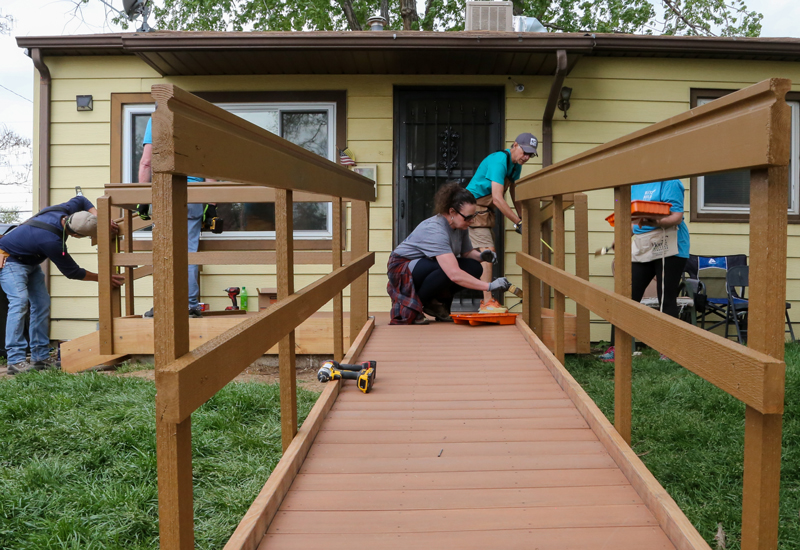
xmin=466 ymin=132 xmax=538 ymax=313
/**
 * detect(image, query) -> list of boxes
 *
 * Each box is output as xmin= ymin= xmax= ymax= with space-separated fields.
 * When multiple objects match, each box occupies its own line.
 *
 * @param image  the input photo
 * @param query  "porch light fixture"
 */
xmin=557 ymin=86 xmax=572 ymax=119
xmin=76 ymin=95 xmax=93 ymax=111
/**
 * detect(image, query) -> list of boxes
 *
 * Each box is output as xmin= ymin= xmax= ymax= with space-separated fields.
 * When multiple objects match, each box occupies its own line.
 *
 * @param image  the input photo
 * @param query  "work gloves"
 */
xmin=488 ymin=277 xmax=511 ymax=292
xmin=513 ymin=221 xmax=523 ymax=234
xmin=480 ymin=249 xmax=498 ymax=264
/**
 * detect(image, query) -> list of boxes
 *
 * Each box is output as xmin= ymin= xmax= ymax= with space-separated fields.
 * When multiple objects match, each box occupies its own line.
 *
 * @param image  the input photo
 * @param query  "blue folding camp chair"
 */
xmin=724 ymin=265 xmax=795 ymax=345
xmin=684 ymin=254 xmax=748 ymax=333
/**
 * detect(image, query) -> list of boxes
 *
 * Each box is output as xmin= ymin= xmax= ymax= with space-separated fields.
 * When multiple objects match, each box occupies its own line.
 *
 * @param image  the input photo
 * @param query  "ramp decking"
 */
xmin=258 ymin=322 xmax=678 ymax=549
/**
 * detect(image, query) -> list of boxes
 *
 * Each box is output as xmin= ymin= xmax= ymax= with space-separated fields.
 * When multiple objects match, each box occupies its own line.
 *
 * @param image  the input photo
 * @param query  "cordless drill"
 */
xmin=224 ymin=287 xmax=240 ymax=310
xmin=317 ymin=360 xmax=377 ymax=393
xmin=202 ymin=204 xmax=224 ymax=234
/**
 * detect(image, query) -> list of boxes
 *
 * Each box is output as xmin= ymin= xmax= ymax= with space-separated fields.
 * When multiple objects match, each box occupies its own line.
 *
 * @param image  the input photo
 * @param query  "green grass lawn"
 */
xmin=0 ymin=370 xmax=320 ymax=550
xmin=564 ymin=342 xmax=800 ymax=550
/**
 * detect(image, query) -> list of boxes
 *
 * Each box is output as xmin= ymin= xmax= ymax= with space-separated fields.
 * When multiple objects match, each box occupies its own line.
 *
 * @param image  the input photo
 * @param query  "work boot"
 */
xmin=189 ymin=307 xmax=203 ymax=318
xmin=412 ymin=312 xmax=430 ymax=325
xmin=478 ymin=299 xmax=507 ymax=314
xmin=32 ymin=357 xmax=60 ymax=371
xmin=423 ymin=301 xmax=453 ymax=322
xmin=6 ymin=362 xmax=34 ymax=375
xmin=143 ymin=308 xmax=154 ymax=318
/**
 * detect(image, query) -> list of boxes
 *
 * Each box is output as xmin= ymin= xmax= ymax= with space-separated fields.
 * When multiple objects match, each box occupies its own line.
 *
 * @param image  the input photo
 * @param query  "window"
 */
xmin=691 ymin=90 xmax=800 ymax=222
xmin=121 ymin=96 xmax=342 ymax=239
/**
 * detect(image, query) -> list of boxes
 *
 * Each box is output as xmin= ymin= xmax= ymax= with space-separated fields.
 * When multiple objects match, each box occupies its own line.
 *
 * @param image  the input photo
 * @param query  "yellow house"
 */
xmin=15 ymin=31 xmax=800 ymax=345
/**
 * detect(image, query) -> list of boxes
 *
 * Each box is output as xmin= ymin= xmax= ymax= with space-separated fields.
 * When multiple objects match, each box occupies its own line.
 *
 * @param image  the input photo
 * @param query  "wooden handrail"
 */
xmin=150 ymin=84 xmax=375 ymax=202
xmin=515 ymin=78 xmax=791 ymax=201
xmin=112 ymin=251 xmax=352 ymax=266
xmin=156 ymin=251 xmax=374 ymax=424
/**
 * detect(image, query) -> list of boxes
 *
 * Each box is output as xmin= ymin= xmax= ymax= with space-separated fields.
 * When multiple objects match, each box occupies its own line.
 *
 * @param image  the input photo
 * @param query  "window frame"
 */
xmin=111 ymin=91 xmax=347 ymax=244
xmin=689 ymin=88 xmax=800 ymax=223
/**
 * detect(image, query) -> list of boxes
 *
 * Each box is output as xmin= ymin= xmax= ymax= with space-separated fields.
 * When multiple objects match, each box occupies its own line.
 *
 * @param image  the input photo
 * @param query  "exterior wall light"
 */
xmin=76 ymin=95 xmax=93 ymax=111
xmin=557 ymin=86 xmax=572 ymax=119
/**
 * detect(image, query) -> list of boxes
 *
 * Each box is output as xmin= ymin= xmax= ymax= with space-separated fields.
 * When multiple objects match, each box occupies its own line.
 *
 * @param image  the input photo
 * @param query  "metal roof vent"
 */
xmin=367 ymin=15 xmax=387 ymax=31
xmin=465 ymin=1 xmax=513 ymax=32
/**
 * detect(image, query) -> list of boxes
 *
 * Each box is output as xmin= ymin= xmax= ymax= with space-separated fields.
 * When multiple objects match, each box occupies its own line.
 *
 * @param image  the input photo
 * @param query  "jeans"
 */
xmin=411 ymin=257 xmax=483 ymax=311
xmin=187 ymin=203 xmax=204 ymax=310
xmin=0 ymin=261 xmax=51 ymax=364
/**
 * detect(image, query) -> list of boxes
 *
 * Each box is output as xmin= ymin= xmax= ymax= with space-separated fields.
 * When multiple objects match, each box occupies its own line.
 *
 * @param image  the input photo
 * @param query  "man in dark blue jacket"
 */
xmin=0 ymin=196 xmax=124 ymax=374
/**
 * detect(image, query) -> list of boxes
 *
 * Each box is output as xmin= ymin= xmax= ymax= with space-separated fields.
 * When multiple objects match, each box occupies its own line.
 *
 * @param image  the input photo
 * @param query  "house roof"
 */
xmin=16 ymin=31 xmax=800 ymax=76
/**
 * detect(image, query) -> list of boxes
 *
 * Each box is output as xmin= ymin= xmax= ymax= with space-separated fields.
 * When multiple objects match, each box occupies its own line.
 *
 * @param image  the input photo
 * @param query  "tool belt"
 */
xmin=471 ymin=194 xmax=496 ymax=228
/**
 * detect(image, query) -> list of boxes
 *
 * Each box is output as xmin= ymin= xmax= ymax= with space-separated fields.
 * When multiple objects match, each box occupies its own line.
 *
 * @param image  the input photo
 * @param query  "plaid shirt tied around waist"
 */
xmin=386 ymin=253 xmax=423 ymax=325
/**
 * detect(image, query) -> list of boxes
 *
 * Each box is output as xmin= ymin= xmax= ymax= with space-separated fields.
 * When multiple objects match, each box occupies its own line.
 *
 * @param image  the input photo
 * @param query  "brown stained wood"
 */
xmin=327 ymin=390 xmax=572 ymax=405
xmin=158 ymin=253 xmax=374 ymax=424
xmin=515 ymin=78 xmax=792 ymax=201
xmin=573 ymin=193 xmax=591 ymax=354
xmin=320 ymin=417 xmax=586 ymax=431
xmin=281 ymin=485 xmax=641 ymax=511
xmin=332 ymin=197 xmax=344 ymax=362
xmin=152 ymin=173 xmax=193 ymax=550
xmin=741 ymin=167 xmax=788 ymax=550
xmin=97 ymin=196 xmax=115 ymax=355
xmin=541 ymin=219 xmax=552 ymax=309
xmin=106 ymin=182 xmax=339 ymax=207
xmin=539 ymin=198 xmax=574 ymax=223
xmin=305 ymin=441 xmax=606 ymax=459
xmin=313 ymin=428 xmax=596 ymax=444
xmin=259 ymin=526 xmax=675 ymax=550
xmin=112 ymin=251 xmax=343 ymax=266
xmin=614 ymin=186 xmax=633 ymax=445
xmin=516 ymin=251 xmax=784 ymax=414
xmin=331 ymin=399 xmax=573 ymax=412
xmin=516 ymin=319 xmax=710 ymax=550
xmin=553 ymin=195 xmax=566 ymax=364
xmin=277 ymin=189 xmax=297 ymax=452
xmin=224 ymin=318 xmax=374 ymax=550
xmin=134 ymin=265 xmax=153 ymax=280
xmin=149 ymin=85 xmax=375 ymax=202
xmin=349 ymin=201 xmax=369 ymax=344
xmin=122 ymin=212 xmax=135 ymax=316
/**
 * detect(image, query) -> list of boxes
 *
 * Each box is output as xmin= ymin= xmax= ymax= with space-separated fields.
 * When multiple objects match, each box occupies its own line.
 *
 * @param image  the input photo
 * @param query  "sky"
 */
xmin=1 ymin=0 xmax=800 ymax=217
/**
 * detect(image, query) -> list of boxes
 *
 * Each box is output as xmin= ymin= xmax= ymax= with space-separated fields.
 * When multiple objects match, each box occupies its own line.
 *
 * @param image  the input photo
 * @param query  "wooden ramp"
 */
xmin=247 ymin=320 xmax=703 ymax=550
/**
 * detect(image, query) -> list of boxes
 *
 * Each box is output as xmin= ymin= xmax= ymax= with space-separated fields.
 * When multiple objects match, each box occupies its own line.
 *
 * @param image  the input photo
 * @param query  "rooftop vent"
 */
xmin=465 ymin=1 xmax=513 ymax=32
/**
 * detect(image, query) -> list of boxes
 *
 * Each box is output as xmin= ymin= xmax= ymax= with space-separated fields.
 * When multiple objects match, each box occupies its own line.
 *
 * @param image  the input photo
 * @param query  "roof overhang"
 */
xmin=16 ymin=31 xmax=800 ymax=77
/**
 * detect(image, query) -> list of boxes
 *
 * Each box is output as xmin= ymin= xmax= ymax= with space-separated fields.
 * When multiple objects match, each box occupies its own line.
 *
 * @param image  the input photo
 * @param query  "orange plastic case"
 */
xmin=451 ymin=312 xmax=519 ymax=326
xmin=605 ymin=200 xmax=672 ymax=227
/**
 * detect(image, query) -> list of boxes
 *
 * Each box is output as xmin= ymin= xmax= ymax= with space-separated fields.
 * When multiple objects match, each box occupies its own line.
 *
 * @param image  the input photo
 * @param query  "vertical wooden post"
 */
xmin=152 ymin=173 xmax=193 ymax=550
xmin=541 ymin=218 xmax=552 ymax=309
xmin=350 ymin=200 xmax=369 ymax=343
xmin=529 ymin=200 xmax=542 ymax=335
xmin=332 ymin=197 xmax=344 ymax=361
xmin=97 ymin=196 xmax=116 ymax=355
xmin=741 ymin=167 xmax=787 ymax=550
xmin=553 ymin=195 xmax=566 ymax=364
xmin=613 ymin=185 xmax=632 ymax=445
xmin=573 ymin=193 xmax=591 ymax=354
xmin=277 ymin=189 xmax=297 ymax=452
xmin=123 ymin=211 xmax=135 ymax=316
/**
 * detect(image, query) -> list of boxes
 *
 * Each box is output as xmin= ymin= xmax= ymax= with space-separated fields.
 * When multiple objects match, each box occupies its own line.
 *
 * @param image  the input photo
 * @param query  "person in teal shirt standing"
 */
xmin=466 ymin=132 xmax=538 ymax=313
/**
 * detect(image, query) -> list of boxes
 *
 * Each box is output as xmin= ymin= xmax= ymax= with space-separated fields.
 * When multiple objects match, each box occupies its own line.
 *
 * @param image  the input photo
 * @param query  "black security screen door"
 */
xmin=394 ymin=88 xmax=504 ymax=310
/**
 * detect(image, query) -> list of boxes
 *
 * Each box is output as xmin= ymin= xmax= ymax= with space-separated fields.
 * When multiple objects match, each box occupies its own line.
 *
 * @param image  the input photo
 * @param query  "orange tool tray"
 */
xmin=451 ymin=312 xmax=519 ymax=326
xmin=605 ymin=200 xmax=671 ymax=227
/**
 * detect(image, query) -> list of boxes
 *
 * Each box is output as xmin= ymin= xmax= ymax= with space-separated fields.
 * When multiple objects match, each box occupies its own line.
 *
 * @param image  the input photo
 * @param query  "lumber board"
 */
xmin=516 ymin=251 xmax=785 ymax=414
xmin=112 ymin=251 xmax=345 ymax=266
xmin=97 ymin=196 xmax=116 ymax=355
xmin=349 ymin=201 xmax=369 ymax=343
xmin=158 ymin=252 xmax=374 ymax=424
xmin=553 ymin=195 xmax=566 ymax=363
xmin=312 ymin=428 xmax=596 ymax=444
xmin=304 ymin=441 xmax=606 ymax=459
xmin=516 ymin=319 xmax=711 ymax=550
xmin=332 ymin=197 xmax=344 ymax=361
xmin=105 ymin=182 xmax=339 ymax=207
xmin=224 ymin=317 xmax=374 ymax=550
xmin=319 ymin=417 xmax=587 ymax=431
xmin=515 ymin=79 xmax=791 ymax=200
xmin=150 ymin=85 xmax=375 ymax=202
xmin=277 ymin=189 xmax=297 ymax=451
xmin=614 ymin=185 xmax=633 ymax=444
xmin=330 ymin=398 xmax=572 ymax=411
xmin=573 ymin=193 xmax=591 ymax=353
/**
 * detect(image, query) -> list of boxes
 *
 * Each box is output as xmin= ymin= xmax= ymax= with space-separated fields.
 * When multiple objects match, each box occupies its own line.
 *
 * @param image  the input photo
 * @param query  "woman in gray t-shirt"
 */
xmin=387 ymin=183 xmax=511 ymax=325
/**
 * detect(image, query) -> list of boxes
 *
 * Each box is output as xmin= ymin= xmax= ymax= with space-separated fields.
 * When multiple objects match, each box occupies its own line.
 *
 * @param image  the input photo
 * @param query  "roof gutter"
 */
xmin=27 ymin=47 xmax=52 ymax=291
xmin=542 ymin=49 xmax=568 ymax=168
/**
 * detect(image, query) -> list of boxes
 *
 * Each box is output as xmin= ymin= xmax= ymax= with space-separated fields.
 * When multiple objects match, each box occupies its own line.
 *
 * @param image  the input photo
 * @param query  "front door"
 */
xmin=394 ymin=87 xmax=504 ymax=310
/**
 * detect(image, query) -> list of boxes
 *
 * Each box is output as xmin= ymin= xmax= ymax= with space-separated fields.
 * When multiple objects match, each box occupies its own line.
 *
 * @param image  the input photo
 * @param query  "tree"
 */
xmin=103 ymin=0 xmax=760 ymax=37
xmin=0 ymin=207 xmax=21 ymax=224
xmin=0 ymin=126 xmax=32 ymax=188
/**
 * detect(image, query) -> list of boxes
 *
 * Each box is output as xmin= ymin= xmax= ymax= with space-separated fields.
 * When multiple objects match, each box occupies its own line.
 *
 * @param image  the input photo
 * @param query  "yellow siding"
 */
xmin=41 ymin=54 xmax=800 ymax=344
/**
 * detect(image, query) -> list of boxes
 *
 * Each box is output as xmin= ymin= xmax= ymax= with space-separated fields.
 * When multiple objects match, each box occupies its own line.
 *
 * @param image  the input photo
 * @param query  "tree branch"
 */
xmin=338 ymin=0 xmax=362 ymax=31
xmin=662 ymin=0 xmax=716 ymax=36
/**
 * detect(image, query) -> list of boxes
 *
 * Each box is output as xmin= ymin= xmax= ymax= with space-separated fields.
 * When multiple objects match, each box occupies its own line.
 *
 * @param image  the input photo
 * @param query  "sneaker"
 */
xmin=6 ymin=362 xmax=34 ymax=375
xmin=599 ymin=346 xmax=615 ymax=362
xmin=422 ymin=301 xmax=453 ymax=322
xmin=32 ymin=357 xmax=59 ymax=371
xmin=143 ymin=308 xmax=154 ymax=318
xmin=189 ymin=307 xmax=203 ymax=319
xmin=479 ymin=299 xmax=508 ymax=314
xmin=659 ymin=353 xmax=671 ymax=361
xmin=412 ymin=313 xmax=430 ymax=325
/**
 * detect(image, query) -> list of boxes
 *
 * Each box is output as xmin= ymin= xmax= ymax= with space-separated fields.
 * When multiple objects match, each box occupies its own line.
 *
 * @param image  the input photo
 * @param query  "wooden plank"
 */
xmin=516 ymin=251 xmax=784 ymax=414
xmin=134 ymin=265 xmax=153 ymax=280
xmin=331 ymin=398 xmax=572 ymax=411
xmin=332 ymin=198 xmax=344 ymax=362
xmin=150 ymin=85 xmax=375 ymax=202
xmin=516 ymin=79 xmax=792 ymax=201
xmin=277 ymin=189 xmax=297 ymax=452
xmin=60 ymin=329 xmax=126 ymax=373
xmin=112 ymin=251 xmax=339 ymax=266
xmin=741 ymin=166 xmax=788 ymax=550
xmin=305 ymin=441 xmax=606 ymax=459
xmin=553 ymin=195 xmax=566 ymax=363
xmin=97 ymin=196 xmax=115 ymax=356
xmin=349 ymin=201 xmax=369 ymax=344
xmin=106 ymin=182 xmax=339 ymax=207
xmin=159 ymin=252 xmax=375 ymax=424
xmin=516 ymin=319 xmax=710 ymax=550
xmin=541 ymin=219 xmax=551 ymax=309
xmin=152 ymin=172 xmax=194 ymax=550
xmin=319 ymin=417 xmax=586 ymax=431
xmin=223 ymin=317 xmax=375 ymax=550
xmin=312 ymin=428 xmax=596 ymax=444
xmin=573 ymin=193 xmax=591 ymax=353
xmin=614 ymin=185 xmax=633 ymax=444
xmin=122 ymin=212 xmax=135 ymax=316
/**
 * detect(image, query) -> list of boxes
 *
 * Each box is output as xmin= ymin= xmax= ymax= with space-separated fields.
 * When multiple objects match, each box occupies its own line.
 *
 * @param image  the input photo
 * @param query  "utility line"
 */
xmin=0 ymin=84 xmax=33 ymax=103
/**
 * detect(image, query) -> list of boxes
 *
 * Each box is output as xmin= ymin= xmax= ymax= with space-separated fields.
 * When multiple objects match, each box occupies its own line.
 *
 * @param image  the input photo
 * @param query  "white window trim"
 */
xmin=126 ymin=101 xmax=336 ymax=240
xmin=697 ymin=98 xmax=800 ymax=215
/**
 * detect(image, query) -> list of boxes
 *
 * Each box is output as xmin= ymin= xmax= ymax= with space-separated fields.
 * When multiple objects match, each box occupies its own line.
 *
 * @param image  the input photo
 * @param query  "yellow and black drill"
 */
xmin=317 ymin=360 xmax=376 ymax=393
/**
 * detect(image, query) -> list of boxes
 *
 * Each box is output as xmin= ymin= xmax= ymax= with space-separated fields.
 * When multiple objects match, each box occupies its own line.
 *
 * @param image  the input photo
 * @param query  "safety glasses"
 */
xmin=456 ymin=209 xmax=478 ymax=222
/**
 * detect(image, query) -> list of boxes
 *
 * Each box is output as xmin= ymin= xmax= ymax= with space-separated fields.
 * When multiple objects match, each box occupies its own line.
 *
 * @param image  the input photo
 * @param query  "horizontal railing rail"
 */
xmin=515 ymin=78 xmax=790 ymax=550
